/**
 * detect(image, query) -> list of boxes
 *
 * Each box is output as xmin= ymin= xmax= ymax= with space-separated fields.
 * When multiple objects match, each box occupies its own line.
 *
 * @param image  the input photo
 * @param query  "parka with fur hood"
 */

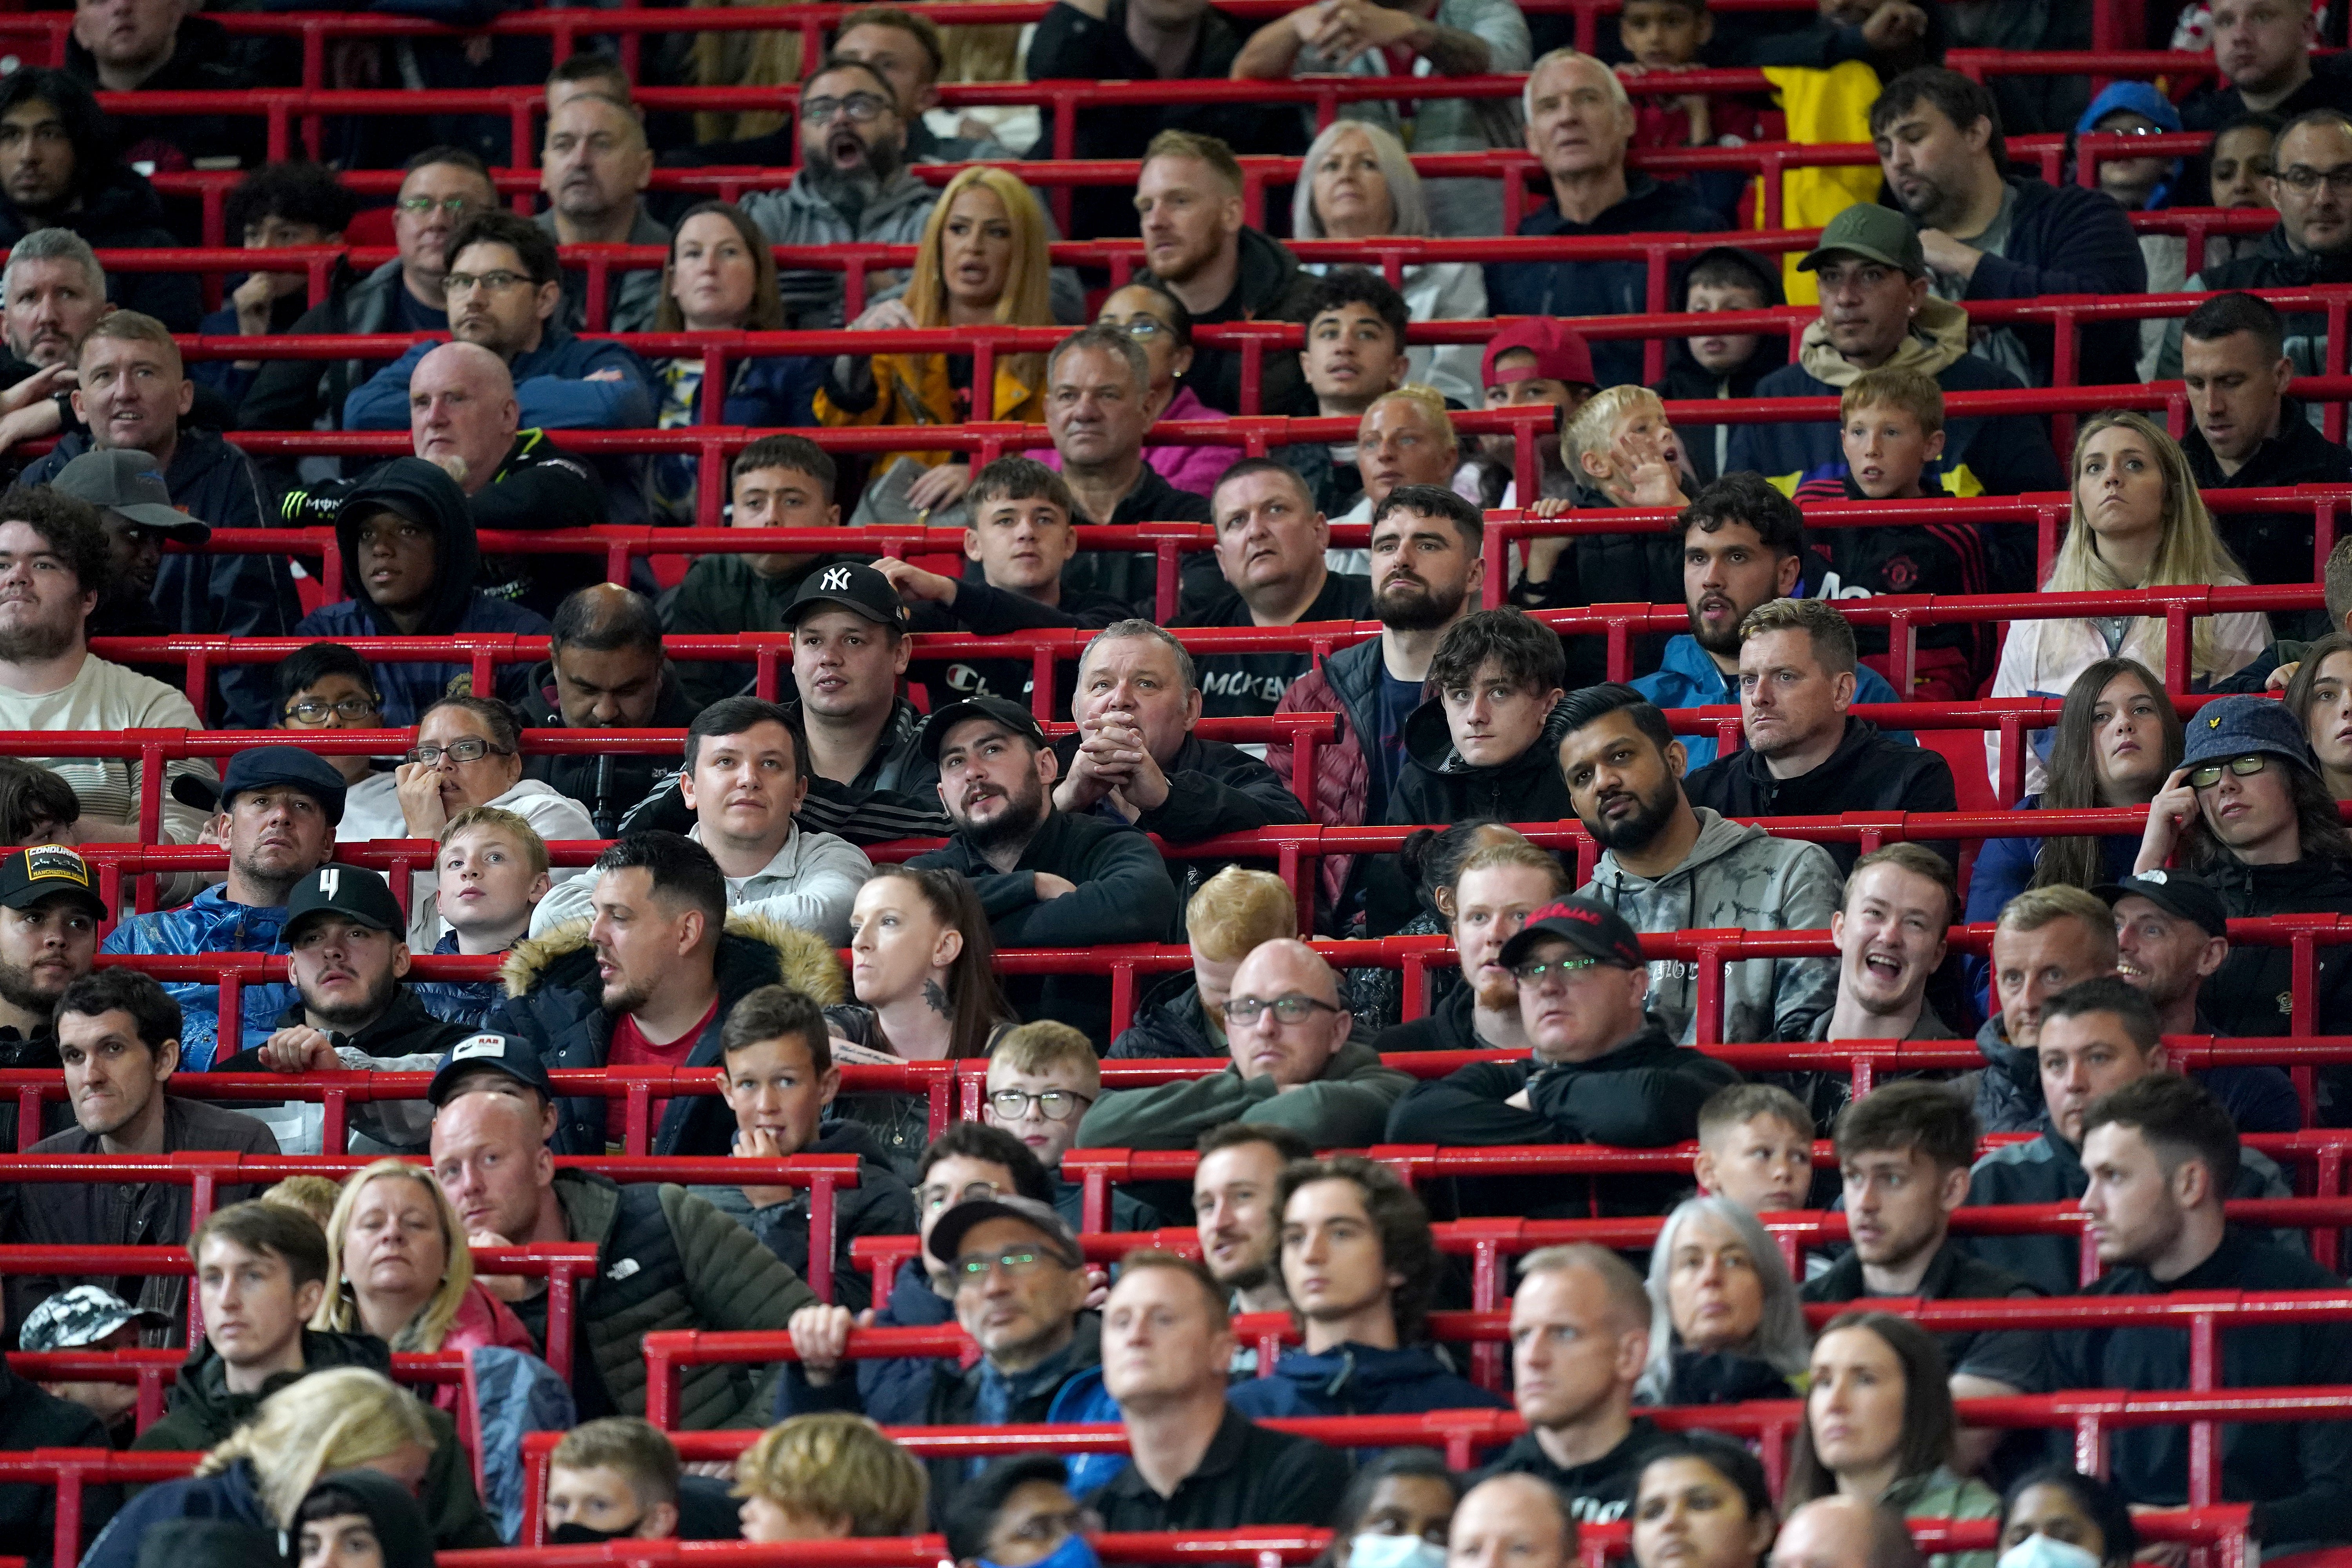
xmin=292 ymin=457 xmax=547 ymax=722
xmin=484 ymin=909 xmax=846 ymax=1158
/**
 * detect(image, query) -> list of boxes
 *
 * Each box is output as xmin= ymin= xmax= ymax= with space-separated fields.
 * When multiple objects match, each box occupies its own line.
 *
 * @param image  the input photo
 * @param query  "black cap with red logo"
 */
xmin=1497 ymin=897 xmax=1648 ymax=972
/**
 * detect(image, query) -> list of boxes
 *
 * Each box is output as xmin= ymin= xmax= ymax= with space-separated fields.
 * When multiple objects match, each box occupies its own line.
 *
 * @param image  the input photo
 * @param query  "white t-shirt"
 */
xmin=0 ymin=655 xmax=213 ymax=842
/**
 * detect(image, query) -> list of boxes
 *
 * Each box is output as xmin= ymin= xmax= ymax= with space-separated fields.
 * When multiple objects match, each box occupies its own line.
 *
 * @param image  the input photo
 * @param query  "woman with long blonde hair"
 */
xmin=79 ymin=1368 xmax=501 ymax=1567
xmin=312 ymin=1161 xmax=537 ymax=1402
xmin=819 ymin=165 xmax=1055 ymax=521
xmin=1988 ymin=410 xmax=2269 ymax=798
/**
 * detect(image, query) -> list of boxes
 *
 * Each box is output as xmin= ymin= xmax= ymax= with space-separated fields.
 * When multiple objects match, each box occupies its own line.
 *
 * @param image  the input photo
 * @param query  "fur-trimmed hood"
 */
xmin=498 ymin=908 xmax=845 ymax=1005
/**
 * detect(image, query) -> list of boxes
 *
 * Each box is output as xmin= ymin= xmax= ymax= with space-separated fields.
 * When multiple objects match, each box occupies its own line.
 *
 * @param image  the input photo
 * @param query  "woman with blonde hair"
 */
xmin=820 ymin=165 xmax=1055 ymax=521
xmin=1290 ymin=120 xmax=1487 ymax=407
xmin=82 ymin=1368 xmax=500 ymax=1567
xmin=1989 ymin=411 xmax=2270 ymax=798
xmin=734 ymin=1412 xmax=928 ymax=1541
xmin=312 ymin=1161 xmax=537 ymax=1407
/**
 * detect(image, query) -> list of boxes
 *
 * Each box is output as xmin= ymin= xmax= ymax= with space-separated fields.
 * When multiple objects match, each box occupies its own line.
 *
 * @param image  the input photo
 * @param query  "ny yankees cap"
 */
xmin=784 ymin=561 xmax=909 ymax=631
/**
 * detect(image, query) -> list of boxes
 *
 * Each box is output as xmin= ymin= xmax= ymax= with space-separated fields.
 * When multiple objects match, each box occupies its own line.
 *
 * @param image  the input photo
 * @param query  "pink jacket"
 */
xmin=428 ymin=1282 xmax=539 ymax=1413
xmin=1041 ymin=383 xmax=1241 ymax=498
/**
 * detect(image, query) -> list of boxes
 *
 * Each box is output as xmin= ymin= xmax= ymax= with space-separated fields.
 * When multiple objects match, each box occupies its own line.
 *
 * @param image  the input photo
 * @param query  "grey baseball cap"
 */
xmin=51 ymin=450 xmax=210 ymax=541
xmin=926 ymin=1194 xmax=1084 ymax=1271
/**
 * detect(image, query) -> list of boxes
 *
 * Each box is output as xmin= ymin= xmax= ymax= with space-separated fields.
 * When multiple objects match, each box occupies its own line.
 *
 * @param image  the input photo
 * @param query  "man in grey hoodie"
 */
xmin=1555 ymin=683 xmax=1842 ymax=1044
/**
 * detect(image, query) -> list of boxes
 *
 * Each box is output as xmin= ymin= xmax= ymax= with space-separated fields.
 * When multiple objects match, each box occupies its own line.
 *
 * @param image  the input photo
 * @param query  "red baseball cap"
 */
xmin=1482 ymin=319 xmax=1596 ymax=394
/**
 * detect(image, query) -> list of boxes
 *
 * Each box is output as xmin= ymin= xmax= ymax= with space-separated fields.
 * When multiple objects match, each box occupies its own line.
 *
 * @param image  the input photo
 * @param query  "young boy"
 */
xmin=1799 ymin=367 xmax=2004 ymax=702
xmin=1618 ymin=0 xmax=1762 ymax=217
xmin=1655 ymin=247 xmax=1786 ymax=483
xmin=547 ymin=1417 xmax=684 ymax=1543
xmin=984 ymin=1019 xmax=1161 ymax=1232
xmin=874 ymin=456 xmax=1129 ymax=711
xmin=666 ymin=434 xmax=848 ymax=712
xmin=686 ymin=985 xmax=915 ymax=1314
xmin=1271 ymin=270 xmax=1412 ymax=518
xmin=414 ymin=806 xmax=550 ymax=1027
xmin=1692 ymin=1082 xmax=1816 ymax=1216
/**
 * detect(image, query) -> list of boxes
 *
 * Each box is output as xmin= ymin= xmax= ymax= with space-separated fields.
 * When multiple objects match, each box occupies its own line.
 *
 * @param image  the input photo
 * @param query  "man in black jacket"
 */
xmin=1387 ymin=607 xmax=1571 ymax=830
xmin=65 ymin=0 xmax=263 ymax=182
xmin=0 ymin=840 xmax=96 ymax=1150
xmin=1682 ymin=598 xmax=1958 ymax=875
xmin=1386 ymin=897 xmax=1739 ymax=1216
xmin=2050 ymin=1074 xmax=2352 ymax=1546
xmin=911 ymin=696 xmax=1180 ymax=1044
xmin=2182 ymin=0 xmax=2352 ymax=131
xmin=1869 ymin=68 xmax=2145 ymax=389
xmin=1044 ymin=327 xmax=1216 ymax=617
xmin=519 ymin=586 xmax=697 ymax=837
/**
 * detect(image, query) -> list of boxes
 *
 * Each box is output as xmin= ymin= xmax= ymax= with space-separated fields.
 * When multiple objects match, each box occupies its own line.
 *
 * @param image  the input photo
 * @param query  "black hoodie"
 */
xmin=1653 ymin=246 xmax=1789 ymax=486
xmin=1387 ymin=691 xmax=1576 ymax=828
xmin=0 ymin=164 xmax=200 ymax=331
xmin=298 ymin=1471 xmax=436 ymax=1568
xmin=1681 ymin=718 xmax=1959 ymax=875
xmin=2182 ymin=399 xmax=2352 ymax=640
xmin=1137 ymin=227 xmax=1321 ymax=417
xmin=2203 ymin=853 xmax=2352 ymax=1121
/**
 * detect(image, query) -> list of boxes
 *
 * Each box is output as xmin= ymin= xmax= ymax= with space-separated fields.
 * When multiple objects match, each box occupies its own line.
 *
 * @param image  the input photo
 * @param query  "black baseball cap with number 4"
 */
xmin=784 ymin=561 xmax=910 ymax=631
xmin=0 ymin=845 xmax=106 ymax=920
xmin=285 ymin=864 xmax=405 ymax=942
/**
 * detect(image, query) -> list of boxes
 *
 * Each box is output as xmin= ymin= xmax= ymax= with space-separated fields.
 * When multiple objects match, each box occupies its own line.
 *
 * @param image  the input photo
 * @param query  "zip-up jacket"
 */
xmin=1682 ymin=717 xmax=1958 ymax=875
xmin=1078 ymin=1038 xmax=1414 ymax=1151
xmin=1267 ymin=635 xmax=1394 ymax=911
xmin=740 ymin=170 xmax=939 ymax=327
xmin=2204 ymin=853 xmax=2352 ymax=1063
xmin=345 ymin=325 xmax=655 ymax=433
xmin=2183 ymin=402 xmax=2352 ymax=626
xmin=1227 ymin=1341 xmax=1506 ymax=1421
xmin=1632 ymin=635 xmax=1906 ymax=770
xmin=100 ymin=887 xmax=296 ymax=1070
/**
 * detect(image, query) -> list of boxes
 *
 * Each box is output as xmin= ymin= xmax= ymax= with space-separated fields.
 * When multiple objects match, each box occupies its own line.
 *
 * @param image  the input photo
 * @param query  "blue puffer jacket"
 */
xmin=99 ymin=887 xmax=296 ymax=1071
xmin=413 ymin=930 xmax=509 ymax=1027
xmin=1633 ymin=634 xmax=1909 ymax=769
xmin=1227 ymin=1341 xmax=1507 ymax=1422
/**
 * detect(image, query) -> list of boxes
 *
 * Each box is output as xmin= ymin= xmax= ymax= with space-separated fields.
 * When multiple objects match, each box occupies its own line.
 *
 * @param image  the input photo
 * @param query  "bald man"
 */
xmin=284 ymin=341 xmax=608 ymax=614
xmin=1771 ymin=1497 xmax=1923 ymax=1568
xmin=1449 ymin=1475 xmax=1577 ymax=1568
xmin=1078 ymin=938 xmax=1410 ymax=1150
xmin=535 ymin=93 xmax=670 ymax=336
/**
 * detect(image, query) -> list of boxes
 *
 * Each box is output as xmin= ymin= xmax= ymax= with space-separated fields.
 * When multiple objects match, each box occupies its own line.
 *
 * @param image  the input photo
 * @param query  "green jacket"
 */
xmin=552 ymin=1169 xmax=819 ymax=1428
xmin=1076 ymin=1040 xmax=1414 ymax=1151
xmin=1882 ymin=1465 xmax=2002 ymax=1568
xmin=129 ymin=1329 xmax=497 ymax=1550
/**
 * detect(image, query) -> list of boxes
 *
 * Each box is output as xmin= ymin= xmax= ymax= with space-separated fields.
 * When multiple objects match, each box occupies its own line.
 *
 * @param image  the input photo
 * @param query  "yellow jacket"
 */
xmin=814 ymin=349 xmax=1045 ymax=472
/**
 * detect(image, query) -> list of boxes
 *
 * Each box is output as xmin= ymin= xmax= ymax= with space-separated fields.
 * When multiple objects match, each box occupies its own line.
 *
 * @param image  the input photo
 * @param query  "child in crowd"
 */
xmin=414 ymin=807 xmax=551 ymax=1027
xmin=1692 ymin=1082 xmax=1816 ymax=1215
xmin=546 ymin=1417 xmax=684 ymax=1544
xmin=0 ymin=758 xmax=78 ymax=847
xmin=258 ymin=1175 xmax=343 ymax=1230
xmin=1798 ymin=367 xmax=2009 ymax=702
xmin=733 ymin=1412 xmax=927 ymax=1543
xmin=1617 ymin=0 xmax=1764 ymax=218
xmin=1655 ymin=247 xmax=1787 ymax=484
xmin=688 ymin=985 xmax=915 ymax=1314
xmin=984 ymin=1019 xmax=1162 ymax=1233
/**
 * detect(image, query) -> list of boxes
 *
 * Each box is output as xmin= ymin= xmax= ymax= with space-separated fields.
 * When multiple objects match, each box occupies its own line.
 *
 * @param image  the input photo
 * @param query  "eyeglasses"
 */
xmin=441 ymin=270 xmax=532 ymax=296
xmin=1111 ymin=317 xmax=1168 ymax=341
xmin=917 ymin=1178 xmax=1003 ymax=1213
xmin=1220 ymin=993 xmax=1345 ymax=1027
xmin=989 ymin=1088 xmax=1094 ymax=1122
xmin=284 ymin=695 xmax=381 ymax=724
xmin=395 ymin=195 xmax=477 ymax=217
xmin=2275 ymin=164 xmax=2352 ymax=193
xmin=1510 ymin=955 xmax=1604 ymax=989
xmin=406 ymin=739 xmax=513 ymax=766
xmin=802 ymin=93 xmax=890 ymax=126
xmin=951 ymin=1248 xmax=1054 ymax=1284
xmin=2188 ymin=754 xmax=2272 ymax=789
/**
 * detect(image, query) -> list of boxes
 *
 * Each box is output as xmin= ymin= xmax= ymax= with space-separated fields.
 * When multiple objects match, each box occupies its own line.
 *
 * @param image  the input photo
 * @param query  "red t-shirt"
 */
xmin=604 ymin=998 xmax=720 ymax=1143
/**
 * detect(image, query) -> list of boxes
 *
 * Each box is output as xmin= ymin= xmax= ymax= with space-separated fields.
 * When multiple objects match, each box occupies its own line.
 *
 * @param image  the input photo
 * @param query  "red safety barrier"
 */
xmin=0 ymin=1153 xmax=853 ymax=1307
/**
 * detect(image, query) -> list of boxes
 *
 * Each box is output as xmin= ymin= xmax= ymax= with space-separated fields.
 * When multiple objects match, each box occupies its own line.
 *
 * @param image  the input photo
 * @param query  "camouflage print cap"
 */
xmin=18 ymin=1284 xmax=170 ymax=1352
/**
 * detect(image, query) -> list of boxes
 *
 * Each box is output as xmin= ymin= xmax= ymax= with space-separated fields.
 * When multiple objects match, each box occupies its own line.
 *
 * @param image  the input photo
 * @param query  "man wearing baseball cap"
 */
xmin=16 ymin=1285 xmax=171 ymax=1438
xmin=214 ymin=864 xmax=475 ymax=1154
xmin=909 ymin=695 xmax=1178 ymax=1044
xmin=1463 ymin=317 xmax=1595 ymax=513
xmin=54 ymin=446 xmax=208 ymax=653
xmin=1727 ymin=201 xmax=2064 ymax=508
xmin=779 ymin=561 xmax=949 ymax=841
xmin=100 ymin=745 xmax=344 ymax=1071
xmin=0 ymin=844 xmax=104 ymax=1145
xmin=2136 ymin=694 xmax=2352 ymax=1052
xmin=1388 ymin=896 xmax=1739 ymax=1217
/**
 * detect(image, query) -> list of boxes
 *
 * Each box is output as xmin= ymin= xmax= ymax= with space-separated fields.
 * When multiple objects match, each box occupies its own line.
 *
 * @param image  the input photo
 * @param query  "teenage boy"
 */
xmin=984 ymin=1019 xmax=1159 ymax=1233
xmin=684 ymin=985 xmax=914 ymax=1317
xmin=1691 ymin=1083 xmax=1815 ymax=1215
xmin=1387 ymin=607 xmax=1572 ymax=828
xmin=874 ymin=456 xmax=1130 ymax=710
xmin=665 ymin=434 xmax=853 ymax=713
xmin=1619 ymin=2 xmax=1762 ymax=219
xmin=416 ymin=806 xmax=550 ymax=1027
xmin=1797 ymin=366 xmax=2005 ymax=702
xmin=1269 ymin=270 xmax=1411 ymax=518
xmin=546 ymin=1417 xmax=684 ymax=1544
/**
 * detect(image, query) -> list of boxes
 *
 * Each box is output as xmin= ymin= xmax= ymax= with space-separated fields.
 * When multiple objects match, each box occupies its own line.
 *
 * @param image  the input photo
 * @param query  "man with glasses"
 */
xmin=344 ymin=209 xmax=654 ymax=439
xmin=1078 ymin=938 xmax=1410 ymax=1151
xmin=740 ymin=59 xmax=940 ymax=330
xmin=1387 ymin=897 xmax=1739 ymax=1217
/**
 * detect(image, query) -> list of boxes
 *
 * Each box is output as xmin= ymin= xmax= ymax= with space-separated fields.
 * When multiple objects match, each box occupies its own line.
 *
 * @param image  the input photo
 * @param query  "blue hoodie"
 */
xmin=1226 ymin=1341 xmax=1506 ymax=1431
xmin=2077 ymin=81 xmax=2183 ymax=210
xmin=343 ymin=326 xmax=655 ymax=432
xmin=1633 ymin=635 xmax=1908 ymax=769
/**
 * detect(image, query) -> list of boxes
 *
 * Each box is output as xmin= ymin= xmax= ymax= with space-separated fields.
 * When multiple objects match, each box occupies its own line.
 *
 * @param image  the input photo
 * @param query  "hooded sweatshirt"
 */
xmin=1137 ymin=226 xmax=1322 ymax=417
xmin=1227 ymin=1341 xmax=1508 ymax=1424
xmin=298 ymin=1471 xmax=436 ymax=1568
xmin=1681 ymin=717 xmax=1959 ymax=875
xmin=294 ymin=457 xmax=550 ymax=722
xmin=1387 ymin=692 xmax=1577 ymax=828
xmin=1727 ymin=296 xmax=2067 ymax=500
xmin=1579 ymin=808 xmax=1842 ymax=1044
xmin=1654 ymin=246 xmax=1789 ymax=485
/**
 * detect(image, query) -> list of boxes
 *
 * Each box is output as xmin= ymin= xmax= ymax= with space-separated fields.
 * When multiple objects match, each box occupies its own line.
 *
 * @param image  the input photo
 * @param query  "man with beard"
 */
xmin=0 ymin=70 xmax=196 ymax=330
xmin=535 ymin=93 xmax=668 ymax=336
xmin=101 ymin=747 xmax=343 ymax=1070
xmin=218 ymin=866 xmax=476 ymax=1155
xmin=740 ymin=60 xmax=940 ymax=329
xmin=0 ymin=845 xmax=101 ymax=1148
xmin=910 ymin=695 xmax=1180 ymax=1044
xmin=1269 ymin=485 xmax=1479 ymax=927
xmin=1632 ymin=475 xmax=1905 ymax=771
xmin=519 ymin=586 xmax=698 ymax=836
xmin=1557 ymin=684 xmax=1842 ymax=1045
xmin=1192 ymin=1122 xmax=1309 ymax=1328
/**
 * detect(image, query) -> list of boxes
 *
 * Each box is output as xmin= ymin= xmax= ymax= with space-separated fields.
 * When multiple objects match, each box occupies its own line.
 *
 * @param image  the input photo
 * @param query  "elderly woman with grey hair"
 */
xmin=1636 ymin=1196 xmax=1811 ymax=1406
xmin=1290 ymin=120 xmax=1486 ymax=408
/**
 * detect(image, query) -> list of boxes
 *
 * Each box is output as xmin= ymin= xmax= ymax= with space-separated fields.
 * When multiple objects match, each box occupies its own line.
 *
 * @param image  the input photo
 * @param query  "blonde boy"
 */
xmin=547 ymin=1417 xmax=682 ymax=1543
xmin=1563 ymin=385 xmax=1689 ymax=508
xmin=733 ymin=1412 xmax=926 ymax=1542
xmin=1692 ymin=1082 xmax=1816 ymax=1215
xmin=1838 ymin=367 xmax=1945 ymax=501
xmin=984 ymin=1021 xmax=1101 ymax=1176
xmin=433 ymin=806 xmax=550 ymax=955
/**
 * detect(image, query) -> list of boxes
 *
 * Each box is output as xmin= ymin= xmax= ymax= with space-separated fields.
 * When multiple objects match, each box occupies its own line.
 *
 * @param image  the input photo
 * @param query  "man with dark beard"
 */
xmin=911 ymin=695 xmax=1180 ymax=1044
xmin=1267 ymin=485 xmax=1481 ymax=928
xmin=219 ymin=866 xmax=474 ymax=1155
xmin=739 ymin=59 xmax=939 ymax=329
xmin=0 ymin=844 xmax=101 ymax=1147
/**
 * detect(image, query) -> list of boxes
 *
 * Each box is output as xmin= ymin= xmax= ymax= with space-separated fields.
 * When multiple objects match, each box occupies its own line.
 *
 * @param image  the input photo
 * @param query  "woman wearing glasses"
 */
xmin=393 ymin=695 xmax=595 ymax=849
xmin=2135 ymin=692 xmax=2352 ymax=1047
xmin=1042 ymin=281 xmax=1244 ymax=499
xmin=1987 ymin=412 xmax=2268 ymax=800
xmin=818 ymin=165 xmax=1056 ymax=523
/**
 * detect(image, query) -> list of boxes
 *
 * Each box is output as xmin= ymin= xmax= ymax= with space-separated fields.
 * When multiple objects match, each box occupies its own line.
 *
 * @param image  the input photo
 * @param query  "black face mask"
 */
xmin=549 ymin=1519 xmax=644 ymax=1546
